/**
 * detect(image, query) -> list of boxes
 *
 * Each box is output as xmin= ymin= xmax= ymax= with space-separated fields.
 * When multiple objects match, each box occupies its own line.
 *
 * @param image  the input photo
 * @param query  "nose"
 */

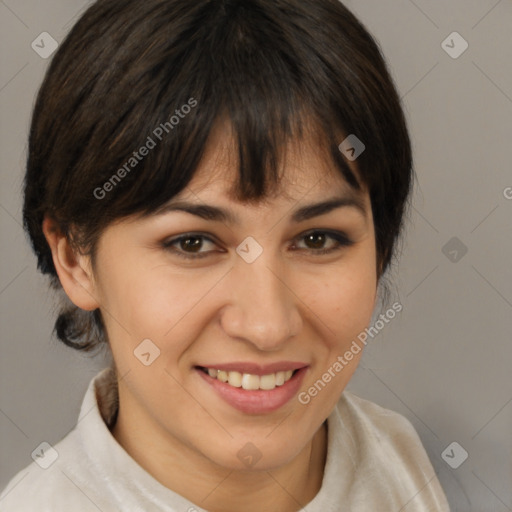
xmin=219 ymin=255 xmax=302 ymax=351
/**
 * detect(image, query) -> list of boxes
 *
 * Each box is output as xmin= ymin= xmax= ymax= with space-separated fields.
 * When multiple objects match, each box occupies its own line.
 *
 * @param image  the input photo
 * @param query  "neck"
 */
xmin=112 ymin=406 xmax=327 ymax=512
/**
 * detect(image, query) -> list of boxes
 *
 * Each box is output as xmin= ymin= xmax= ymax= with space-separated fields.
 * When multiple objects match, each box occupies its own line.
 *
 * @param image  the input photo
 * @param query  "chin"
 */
xmin=200 ymin=435 xmax=307 ymax=473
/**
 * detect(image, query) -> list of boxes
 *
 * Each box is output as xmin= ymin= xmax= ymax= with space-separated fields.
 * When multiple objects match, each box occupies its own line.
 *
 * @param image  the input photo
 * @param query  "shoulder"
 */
xmin=335 ymin=390 xmax=431 ymax=464
xmin=0 ymin=430 xmax=102 ymax=512
xmin=338 ymin=390 xmax=421 ymax=440
xmin=330 ymin=391 xmax=451 ymax=511
xmin=0 ymin=368 xmax=118 ymax=512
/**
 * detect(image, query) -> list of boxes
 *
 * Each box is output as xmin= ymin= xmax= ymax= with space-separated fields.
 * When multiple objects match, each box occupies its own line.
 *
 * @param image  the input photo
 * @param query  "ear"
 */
xmin=42 ymin=216 xmax=100 ymax=311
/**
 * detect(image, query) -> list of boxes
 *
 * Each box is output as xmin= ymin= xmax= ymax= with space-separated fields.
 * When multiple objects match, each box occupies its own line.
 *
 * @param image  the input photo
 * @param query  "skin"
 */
xmin=43 ymin=121 xmax=378 ymax=512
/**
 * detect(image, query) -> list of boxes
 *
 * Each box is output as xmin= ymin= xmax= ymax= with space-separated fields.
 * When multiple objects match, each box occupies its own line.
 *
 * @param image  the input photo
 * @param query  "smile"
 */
xmin=195 ymin=363 xmax=308 ymax=414
xmin=198 ymin=367 xmax=296 ymax=390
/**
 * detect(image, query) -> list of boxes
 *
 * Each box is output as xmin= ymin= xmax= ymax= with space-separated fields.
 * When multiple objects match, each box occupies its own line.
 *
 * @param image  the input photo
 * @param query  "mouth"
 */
xmin=196 ymin=366 xmax=298 ymax=391
xmin=194 ymin=363 xmax=308 ymax=414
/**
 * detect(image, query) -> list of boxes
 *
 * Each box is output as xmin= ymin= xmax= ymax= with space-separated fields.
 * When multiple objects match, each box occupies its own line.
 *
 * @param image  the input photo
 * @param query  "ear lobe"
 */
xmin=42 ymin=216 xmax=100 ymax=311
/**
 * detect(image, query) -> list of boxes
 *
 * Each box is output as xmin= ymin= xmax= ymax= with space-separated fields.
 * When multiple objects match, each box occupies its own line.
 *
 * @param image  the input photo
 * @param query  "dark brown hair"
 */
xmin=23 ymin=0 xmax=413 ymax=351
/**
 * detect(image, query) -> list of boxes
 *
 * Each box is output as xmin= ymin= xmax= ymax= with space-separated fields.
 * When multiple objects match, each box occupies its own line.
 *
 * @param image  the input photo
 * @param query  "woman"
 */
xmin=0 ymin=0 xmax=450 ymax=510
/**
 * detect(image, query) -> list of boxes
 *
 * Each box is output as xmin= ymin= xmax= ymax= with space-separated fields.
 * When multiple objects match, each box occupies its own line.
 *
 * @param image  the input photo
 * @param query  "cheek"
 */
xmin=298 ymin=260 xmax=376 ymax=408
xmin=333 ymin=271 xmax=376 ymax=339
xmin=305 ymin=249 xmax=377 ymax=346
xmin=97 ymin=256 xmax=221 ymax=354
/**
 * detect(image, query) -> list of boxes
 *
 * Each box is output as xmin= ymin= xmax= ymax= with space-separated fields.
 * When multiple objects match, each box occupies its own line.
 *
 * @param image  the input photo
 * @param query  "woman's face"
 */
xmin=89 ymin=126 xmax=378 ymax=472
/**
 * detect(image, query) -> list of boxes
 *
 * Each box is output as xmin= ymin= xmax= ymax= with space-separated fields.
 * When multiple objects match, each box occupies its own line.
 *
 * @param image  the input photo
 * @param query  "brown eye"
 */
xmin=304 ymin=232 xmax=328 ymax=249
xmin=294 ymin=230 xmax=353 ymax=255
xmin=179 ymin=236 xmax=204 ymax=253
xmin=163 ymin=233 xmax=218 ymax=259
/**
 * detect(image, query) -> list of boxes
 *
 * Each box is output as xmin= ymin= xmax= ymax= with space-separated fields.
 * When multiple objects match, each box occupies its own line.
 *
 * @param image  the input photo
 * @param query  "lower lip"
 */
xmin=196 ymin=367 xmax=308 ymax=415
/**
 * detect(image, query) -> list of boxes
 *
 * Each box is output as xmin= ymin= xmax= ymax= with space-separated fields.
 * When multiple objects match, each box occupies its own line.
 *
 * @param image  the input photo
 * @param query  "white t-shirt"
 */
xmin=0 ymin=367 xmax=450 ymax=511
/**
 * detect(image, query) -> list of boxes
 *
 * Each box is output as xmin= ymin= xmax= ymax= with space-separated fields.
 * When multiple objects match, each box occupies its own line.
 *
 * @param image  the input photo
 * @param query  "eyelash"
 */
xmin=162 ymin=230 xmax=354 ymax=260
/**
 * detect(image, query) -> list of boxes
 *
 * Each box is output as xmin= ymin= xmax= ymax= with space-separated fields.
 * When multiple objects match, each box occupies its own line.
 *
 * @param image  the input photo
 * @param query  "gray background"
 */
xmin=1 ymin=0 xmax=511 ymax=510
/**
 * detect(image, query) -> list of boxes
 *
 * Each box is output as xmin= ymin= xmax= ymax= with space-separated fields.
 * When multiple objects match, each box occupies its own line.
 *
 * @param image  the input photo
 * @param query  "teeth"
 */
xmin=203 ymin=367 xmax=296 ymax=390
xmin=241 ymin=373 xmax=260 ymax=390
xmin=217 ymin=370 xmax=229 ymax=383
xmin=275 ymin=371 xmax=285 ymax=386
xmin=228 ymin=371 xmax=242 ymax=387
xmin=259 ymin=374 xmax=276 ymax=390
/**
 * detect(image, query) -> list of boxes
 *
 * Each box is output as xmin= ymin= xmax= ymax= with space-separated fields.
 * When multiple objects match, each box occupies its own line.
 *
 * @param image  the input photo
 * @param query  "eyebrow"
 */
xmin=154 ymin=194 xmax=367 ymax=224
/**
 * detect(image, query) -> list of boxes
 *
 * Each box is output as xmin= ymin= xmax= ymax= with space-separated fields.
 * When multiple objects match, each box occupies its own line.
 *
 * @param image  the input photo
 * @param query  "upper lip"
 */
xmin=196 ymin=361 xmax=308 ymax=376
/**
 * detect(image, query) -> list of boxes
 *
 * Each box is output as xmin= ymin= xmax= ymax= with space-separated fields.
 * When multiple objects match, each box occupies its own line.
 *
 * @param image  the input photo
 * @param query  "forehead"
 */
xmin=182 ymin=118 xmax=367 ymax=206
